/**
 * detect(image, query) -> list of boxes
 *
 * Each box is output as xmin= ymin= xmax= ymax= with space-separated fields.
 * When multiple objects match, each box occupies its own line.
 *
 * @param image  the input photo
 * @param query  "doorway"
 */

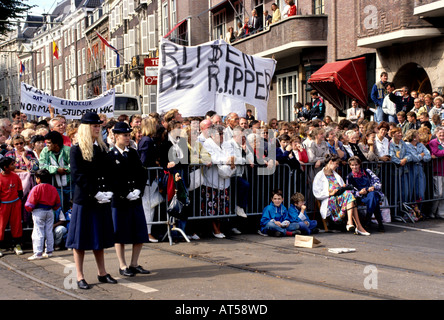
xmin=392 ymin=63 xmax=432 ymax=94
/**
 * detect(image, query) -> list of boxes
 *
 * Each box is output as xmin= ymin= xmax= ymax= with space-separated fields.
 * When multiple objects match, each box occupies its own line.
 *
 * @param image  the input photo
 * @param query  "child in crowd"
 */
xmin=0 ymin=157 xmax=24 ymax=256
xmin=276 ymin=134 xmax=290 ymax=164
xmin=287 ymin=192 xmax=319 ymax=235
xmin=25 ymin=169 xmax=61 ymax=260
xmin=53 ymin=201 xmax=71 ymax=250
xmin=259 ymin=189 xmax=301 ymax=237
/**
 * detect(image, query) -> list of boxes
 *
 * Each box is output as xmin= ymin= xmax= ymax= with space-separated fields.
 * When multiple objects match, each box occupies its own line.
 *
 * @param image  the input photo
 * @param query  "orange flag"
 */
xmin=53 ymin=41 xmax=59 ymax=59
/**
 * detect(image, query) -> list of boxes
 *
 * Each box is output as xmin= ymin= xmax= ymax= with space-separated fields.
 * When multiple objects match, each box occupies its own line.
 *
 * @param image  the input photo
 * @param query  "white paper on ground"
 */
xmin=328 ymin=248 xmax=356 ymax=254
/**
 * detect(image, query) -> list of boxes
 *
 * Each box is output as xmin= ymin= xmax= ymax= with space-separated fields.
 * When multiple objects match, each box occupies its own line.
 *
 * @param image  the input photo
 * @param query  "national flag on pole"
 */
xmin=96 ymin=31 xmax=120 ymax=68
xmin=19 ymin=61 xmax=25 ymax=77
xmin=163 ymin=18 xmax=187 ymax=39
xmin=53 ymin=41 xmax=59 ymax=59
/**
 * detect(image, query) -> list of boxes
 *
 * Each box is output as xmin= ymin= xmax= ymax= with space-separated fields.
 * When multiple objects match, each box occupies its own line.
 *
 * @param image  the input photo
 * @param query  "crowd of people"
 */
xmin=225 ymin=1 xmax=297 ymax=43
xmin=2 ymin=73 xmax=444 ymax=282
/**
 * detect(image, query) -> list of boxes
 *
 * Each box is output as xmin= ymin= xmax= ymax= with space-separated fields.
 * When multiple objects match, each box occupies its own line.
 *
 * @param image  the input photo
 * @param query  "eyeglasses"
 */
xmin=14 ymin=142 xmax=24 ymax=146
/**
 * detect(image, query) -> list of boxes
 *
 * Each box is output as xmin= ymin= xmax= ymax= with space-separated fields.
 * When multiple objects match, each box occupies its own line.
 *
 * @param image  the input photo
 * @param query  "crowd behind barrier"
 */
xmin=2 ymin=84 xmax=444 ymax=251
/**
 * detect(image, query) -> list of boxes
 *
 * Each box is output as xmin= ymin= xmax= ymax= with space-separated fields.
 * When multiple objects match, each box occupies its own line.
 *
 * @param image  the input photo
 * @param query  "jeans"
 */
xmin=54 ymin=225 xmax=67 ymax=246
xmin=297 ymin=220 xmax=317 ymax=235
xmin=374 ymin=106 xmax=384 ymax=123
xmin=408 ymin=164 xmax=426 ymax=201
xmin=231 ymin=176 xmax=250 ymax=210
xmin=31 ymin=209 xmax=54 ymax=254
xmin=56 ymin=186 xmax=72 ymax=213
xmin=262 ymin=221 xmax=299 ymax=235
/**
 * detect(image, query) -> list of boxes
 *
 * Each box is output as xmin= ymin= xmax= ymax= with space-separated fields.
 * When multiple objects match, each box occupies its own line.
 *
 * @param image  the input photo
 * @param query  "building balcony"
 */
xmin=231 ymin=15 xmax=327 ymax=60
xmin=414 ymin=0 xmax=444 ymax=17
xmin=357 ymin=1 xmax=444 ymax=49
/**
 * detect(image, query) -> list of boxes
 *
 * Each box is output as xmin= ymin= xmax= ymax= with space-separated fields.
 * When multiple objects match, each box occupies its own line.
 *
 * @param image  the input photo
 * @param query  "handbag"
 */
xmin=167 ymin=175 xmax=190 ymax=219
xmin=167 ymin=192 xmax=185 ymax=219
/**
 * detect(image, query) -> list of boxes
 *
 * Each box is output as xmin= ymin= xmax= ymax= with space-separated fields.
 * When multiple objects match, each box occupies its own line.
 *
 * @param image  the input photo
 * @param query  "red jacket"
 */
xmin=25 ymin=183 xmax=61 ymax=212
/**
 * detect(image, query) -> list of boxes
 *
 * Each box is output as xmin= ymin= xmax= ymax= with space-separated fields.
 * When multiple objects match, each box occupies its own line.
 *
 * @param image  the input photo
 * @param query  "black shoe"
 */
xmin=97 ymin=274 xmax=118 ymax=284
xmin=77 ymin=279 xmax=90 ymax=290
xmin=378 ymin=224 xmax=385 ymax=232
xmin=119 ymin=268 xmax=135 ymax=277
xmin=274 ymin=231 xmax=283 ymax=237
xmin=129 ymin=265 xmax=150 ymax=275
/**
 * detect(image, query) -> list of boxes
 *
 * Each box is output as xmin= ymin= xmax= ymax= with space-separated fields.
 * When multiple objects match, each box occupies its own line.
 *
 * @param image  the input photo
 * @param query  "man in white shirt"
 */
xmin=346 ymin=99 xmax=364 ymax=124
xmin=223 ymin=112 xmax=240 ymax=141
xmin=382 ymin=82 xmax=397 ymax=123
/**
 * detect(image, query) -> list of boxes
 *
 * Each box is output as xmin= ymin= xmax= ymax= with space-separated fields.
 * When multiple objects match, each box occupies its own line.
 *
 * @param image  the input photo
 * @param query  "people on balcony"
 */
xmin=271 ymin=3 xmax=281 ymax=23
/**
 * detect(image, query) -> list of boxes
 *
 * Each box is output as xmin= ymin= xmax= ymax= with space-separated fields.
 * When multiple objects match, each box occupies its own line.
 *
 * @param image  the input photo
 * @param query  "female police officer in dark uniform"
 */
xmin=108 ymin=122 xmax=150 ymax=277
xmin=66 ymin=112 xmax=117 ymax=289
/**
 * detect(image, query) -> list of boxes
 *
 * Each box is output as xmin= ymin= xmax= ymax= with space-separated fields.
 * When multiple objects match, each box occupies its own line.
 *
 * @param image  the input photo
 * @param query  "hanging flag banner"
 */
xmin=157 ymin=38 xmax=276 ymax=120
xmin=53 ymin=41 xmax=59 ymax=60
xmin=20 ymin=82 xmax=115 ymax=119
xmin=19 ymin=61 xmax=25 ymax=77
xmin=96 ymin=31 xmax=120 ymax=68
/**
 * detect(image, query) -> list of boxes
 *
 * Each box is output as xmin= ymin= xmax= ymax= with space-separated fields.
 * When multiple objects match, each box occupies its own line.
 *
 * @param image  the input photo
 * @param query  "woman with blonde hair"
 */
xmin=138 ymin=117 xmax=161 ymax=242
xmin=66 ymin=112 xmax=117 ymax=290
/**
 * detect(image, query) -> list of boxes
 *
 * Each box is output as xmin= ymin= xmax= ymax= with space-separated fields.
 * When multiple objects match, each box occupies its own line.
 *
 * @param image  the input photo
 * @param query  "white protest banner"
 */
xmin=20 ymin=82 xmax=115 ymax=119
xmin=157 ymin=38 xmax=276 ymax=121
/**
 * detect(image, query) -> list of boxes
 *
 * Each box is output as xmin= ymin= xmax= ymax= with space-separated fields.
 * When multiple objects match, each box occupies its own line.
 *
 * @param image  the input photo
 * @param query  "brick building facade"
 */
xmin=3 ymin=0 xmax=444 ymax=122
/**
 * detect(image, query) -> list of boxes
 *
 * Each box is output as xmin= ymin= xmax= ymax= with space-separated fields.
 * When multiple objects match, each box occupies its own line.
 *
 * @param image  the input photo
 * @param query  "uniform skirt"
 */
xmin=112 ymin=203 xmax=149 ymax=244
xmin=66 ymin=202 xmax=115 ymax=250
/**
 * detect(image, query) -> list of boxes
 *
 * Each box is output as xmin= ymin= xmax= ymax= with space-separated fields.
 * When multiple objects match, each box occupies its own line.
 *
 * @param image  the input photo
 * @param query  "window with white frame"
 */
xmin=46 ymin=67 xmax=51 ymax=91
xmin=162 ymin=2 xmax=169 ymax=36
xmin=54 ymin=66 xmax=58 ymax=90
xmin=141 ymin=19 xmax=148 ymax=54
xmin=41 ymin=70 xmax=45 ymax=90
xmin=171 ymin=0 xmax=176 ymax=27
xmin=277 ymin=72 xmax=298 ymax=121
xmin=233 ymin=1 xmax=244 ymax=27
xmin=129 ymin=29 xmax=135 ymax=58
xmin=59 ymin=65 xmax=63 ymax=89
xmin=313 ymin=0 xmax=325 ymax=14
xmin=37 ymin=72 xmax=41 ymax=89
xmin=148 ymin=14 xmax=156 ymax=50
xmin=78 ymin=50 xmax=82 ymax=75
xmin=213 ymin=10 xmax=226 ymax=40
xmin=83 ymin=84 xmax=87 ymax=100
xmin=82 ymin=48 xmax=86 ymax=74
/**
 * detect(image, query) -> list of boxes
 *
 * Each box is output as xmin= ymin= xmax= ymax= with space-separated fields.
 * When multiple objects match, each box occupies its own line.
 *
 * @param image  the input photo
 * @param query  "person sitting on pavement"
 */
xmin=259 ymin=189 xmax=301 ymax=237
xmin=287 ymin=192 xmax=319 ymax=235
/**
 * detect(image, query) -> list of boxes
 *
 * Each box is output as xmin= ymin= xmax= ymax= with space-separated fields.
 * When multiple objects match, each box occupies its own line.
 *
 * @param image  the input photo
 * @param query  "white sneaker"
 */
xmin=213 ymin=232 xmax=225 ymax=239
xmin=14 ymin=245 xmax=23 ymax=255
xmin=28 ymin=254 xmax=43 ymax=261
xmin=231 ymin=228 xmax=242 ymax=235
xmin=190 ymin=234 xmax=200 ymax=240
xmin=235 ymin=206 xmax=247 ymax=218
xmin=257 ymin=230 xmax=268 ymax=237
xmin=0 ymin=251 xmax=3 ymax=257
xmin=43 ymin=252 xmax=53 ymax=258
